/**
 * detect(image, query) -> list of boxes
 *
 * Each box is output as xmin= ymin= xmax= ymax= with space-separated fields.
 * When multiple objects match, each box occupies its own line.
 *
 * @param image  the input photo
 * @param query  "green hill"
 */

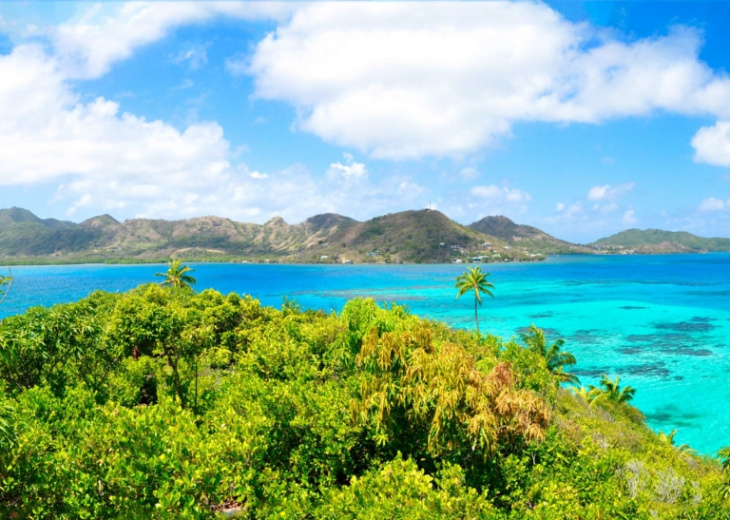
xmin=0 ymin=208 xmax=549 ymax=264
xmin=468 ymin=215 xmax=590 ymax=254
xmin=593 ymin=228 xmax=730 ymax=253
xmin=305 ymin=209 xmax=512 ymax=263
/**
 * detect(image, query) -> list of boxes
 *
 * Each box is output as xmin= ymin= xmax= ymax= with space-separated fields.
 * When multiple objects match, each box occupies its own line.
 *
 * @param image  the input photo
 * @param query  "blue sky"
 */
xmin=2 ymin=2 xmax=730 ymax=242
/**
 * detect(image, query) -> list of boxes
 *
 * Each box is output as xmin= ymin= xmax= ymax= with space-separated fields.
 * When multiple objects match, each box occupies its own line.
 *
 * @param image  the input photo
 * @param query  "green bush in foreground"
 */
xmin=0 ymin=285 xmax=728 ymax=519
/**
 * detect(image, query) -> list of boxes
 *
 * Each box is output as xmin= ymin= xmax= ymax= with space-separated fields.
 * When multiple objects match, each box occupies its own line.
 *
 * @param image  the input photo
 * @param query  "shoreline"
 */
xmin=2 ymin=250 xmax=728 ymax=267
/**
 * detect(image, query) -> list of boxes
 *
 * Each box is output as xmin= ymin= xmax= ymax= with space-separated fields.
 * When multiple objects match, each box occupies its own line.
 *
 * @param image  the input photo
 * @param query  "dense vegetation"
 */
xmin=0 ymin=283 xmax=729 ymax=518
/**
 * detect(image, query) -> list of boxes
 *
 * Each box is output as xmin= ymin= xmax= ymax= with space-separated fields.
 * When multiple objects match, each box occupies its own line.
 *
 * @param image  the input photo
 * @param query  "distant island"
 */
xmin=0 ymin=206 xmax=728 ymax=265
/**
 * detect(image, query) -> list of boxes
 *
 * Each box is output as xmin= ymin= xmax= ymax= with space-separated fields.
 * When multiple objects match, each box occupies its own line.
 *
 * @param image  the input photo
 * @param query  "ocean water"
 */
xmin=1 ymin=254 xmax=729 ymax=455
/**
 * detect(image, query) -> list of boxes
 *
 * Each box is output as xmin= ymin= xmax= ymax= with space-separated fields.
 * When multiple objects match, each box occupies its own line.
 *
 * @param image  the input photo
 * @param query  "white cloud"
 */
xmin=587 ymin=185 xmax=610 ymax=201
xmin=622 ymin=209 xmax=637 ymax=224
xmin=397 ymin=180 xmax=425 ymax=197
xmin=549 ymin=184 xmax=637 ymax=231
xmin=171 ymin=43 xmax=210 ymax=70
xmin=50 ymin=2 xmax=293 ymax=79
xmin=0 ymin=36 xmax=437 ymax=225
xmin=0 ymin=40 xmax=333 ymax=223
xmin=698 ymin=196 xmax=728 ymax=212
xmin=471 ymin=185 xmax=531 ymax=203
xmin=458 ymin=167 xmax=480 ymax=180
xmin=692 ymin=121 xmax=730 ymax=167
xmin=326 ymin=154 xmax=368 ymax=181
xmin=550 ymin=201 xmax=582 ymax=221
xmin=586 ymin=183 xmax=635 ymax=201
xmin=246 ymin=2 xmax=730 ymax=159
xmin=0 ymin=45 xmax=230 ymax=186
xmin=225 ymin=52 xmax=249 ymax=76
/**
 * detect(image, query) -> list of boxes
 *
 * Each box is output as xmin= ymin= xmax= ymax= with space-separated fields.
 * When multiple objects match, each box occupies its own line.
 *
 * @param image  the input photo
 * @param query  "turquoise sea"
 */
xmin=1 ymin=254 xmax=729 ymax=455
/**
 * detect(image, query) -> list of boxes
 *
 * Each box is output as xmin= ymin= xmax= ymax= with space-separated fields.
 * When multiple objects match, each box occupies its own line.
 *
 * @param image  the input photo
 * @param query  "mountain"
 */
xmin=468 ymin=215 xmax=590 ymax=254
xmin=592 ymin=228 xmax=730 ymax=253
xmin=0 ymin=207 xmax=75 ymax=230
xmin=317 ymin=209 xmax=508 ymax=263
xmin=0 ymin=207 xmax=555 ymax=264
xmin=79 ymin=214 xmax=120 ymax=230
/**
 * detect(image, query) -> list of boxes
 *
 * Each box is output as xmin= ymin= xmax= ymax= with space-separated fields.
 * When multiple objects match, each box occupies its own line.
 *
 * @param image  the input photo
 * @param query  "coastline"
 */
xmin=1 ymin=249 xmax=725 ymax=267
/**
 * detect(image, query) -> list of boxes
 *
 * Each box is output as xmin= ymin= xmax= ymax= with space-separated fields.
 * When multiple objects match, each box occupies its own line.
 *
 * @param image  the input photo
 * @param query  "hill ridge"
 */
xmin=1 ymin=207 xmax=728 ymax=263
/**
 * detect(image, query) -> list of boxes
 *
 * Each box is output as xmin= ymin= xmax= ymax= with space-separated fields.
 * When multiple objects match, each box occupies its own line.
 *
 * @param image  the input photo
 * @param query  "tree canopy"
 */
xmin=0 ymin=285 xmax=726 ymax=519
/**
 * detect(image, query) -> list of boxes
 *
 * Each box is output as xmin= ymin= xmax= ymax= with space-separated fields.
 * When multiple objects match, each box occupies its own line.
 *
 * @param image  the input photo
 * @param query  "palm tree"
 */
xmin=156 ymin=260 xmax=196 ymax=290
xmin=589 ymin=374 xmax=635 ymax=404
xmin=455 ymin=266 xmax=494 ymax=334
xmin=520 ymin=324 xmax=579 ymax=384
xmin=569 ymin=385 xmax=600 ymax=406
xmin=720 ymin=446 xmax=730 ymax=499
xmin=657 ymin=429 xmax=696 ymax=454
xmin=0 ymin=268 xmax=12 ymax=305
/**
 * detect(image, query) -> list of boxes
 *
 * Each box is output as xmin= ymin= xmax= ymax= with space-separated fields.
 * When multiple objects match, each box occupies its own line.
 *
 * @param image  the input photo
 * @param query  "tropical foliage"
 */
xmin=520 ymin=324 xmax=578 ymax=384
xmin=0 ymin=268 xmax=11 ymax=305
xmin=590 ymin=374 xmax=636 ymax=404
xmin=455 ymin=266 xmax=494 ymax=334
xmin=156 ymin=259 xmax=197 ymax=290
xmin=0 ymin=286 xmax=728 ymax=518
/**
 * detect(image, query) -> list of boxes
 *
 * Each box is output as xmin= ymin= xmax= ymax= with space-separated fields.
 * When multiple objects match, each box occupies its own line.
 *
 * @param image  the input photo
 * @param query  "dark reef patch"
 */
xmin=617 ymin=347 xmax=644 ymax=355
xmin=626 ymin=333 xmax=692 ymax=344
xmin=571 ymin=329 xmax=602 ymax=344
xmin=653 ymin=320 xmax=716 ymax=333
xmin=637 ymin=280 xmax=712 ymax=287
xmin=686 ymin=290 xmax=730 ymax=297
xmin=573 ymin=368 xmax=610 ymax=378
xmin=619 ymin=305 xmax=649 ymax=310
xmin=528 ymin=312 xmax=553 ymax=319
xmin=660 ymin=347 xmax=713 ymax=357
xmin=516 ymin=326 xmax=561 ymax=337
xmin=624 ymin=363 xmax=671 ymax=378
xmin=645 ymin=404 xmax=703 ymax=428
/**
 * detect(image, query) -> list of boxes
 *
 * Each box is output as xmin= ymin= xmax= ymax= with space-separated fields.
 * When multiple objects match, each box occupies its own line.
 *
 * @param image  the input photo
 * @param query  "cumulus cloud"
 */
xmin=586 ymin=183 xmax=635 ymax=201
xmin=471 ymin=185 xmax=531 ymax=203
xmin=549 ymin=182 xmax=636 ymax=232
xmin=553 ymin=201 xmax=583 ymax=218
xmin=0 ymin=3 xmax=329 ymax=223
xmin=245 ymin=2 xmax=730 ymax=159
xmin=326 ymin=153 xmax=368 ymax=181
xmin=0 ymin=44 xmax=230 ymax=187
xmin=0 ymin=35 xmax=436 ymax=224
xmin=698 ymin=196 xmax=729 ymax=212
xmin=691 ymin=121 xmax=730 ymax=167
xmin=458 ymin=167 xmax=480 ymax=180
xmin=171 ymin=43 xmax=210 ymax=70
xmin=50 ymin=1 xmax=293 ymax=79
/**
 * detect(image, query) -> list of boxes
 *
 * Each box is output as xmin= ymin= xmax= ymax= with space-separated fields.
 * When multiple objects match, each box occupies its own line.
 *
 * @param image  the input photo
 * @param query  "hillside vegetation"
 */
xmin=0 ymin=208 xmax=553 ymax=264
xmin=469 ymin=216 xmax=591 ymax=254
xmin=593 ymin=229 xmax=730 ymax=253
xmin=0 ymin=284 xmax=728 ymax=518
xmin=2 ymin=207 xmax=730 ymax=263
